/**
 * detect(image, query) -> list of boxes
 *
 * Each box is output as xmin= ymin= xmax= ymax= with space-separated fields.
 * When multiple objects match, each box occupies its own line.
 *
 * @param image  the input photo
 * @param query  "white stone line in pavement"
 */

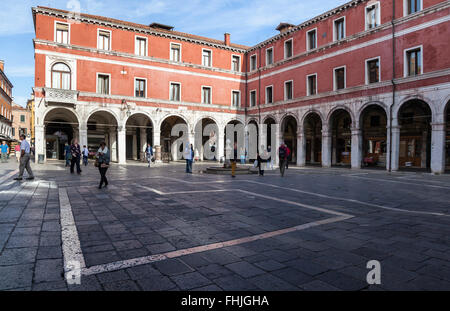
xmin=59 ymin=187 xmax=86 ymax=284
xmin=76 ymin=187 xmax=353 ymax=276
xmin=245 ymin=180 xmax=450 ymax=217
xmin=345 ymin=175 xmax=450 ymax=190
xmin=0 ymin=169 xmax=19 ymax=185
xmin=138 ymin=184 xmax=230 ymax=196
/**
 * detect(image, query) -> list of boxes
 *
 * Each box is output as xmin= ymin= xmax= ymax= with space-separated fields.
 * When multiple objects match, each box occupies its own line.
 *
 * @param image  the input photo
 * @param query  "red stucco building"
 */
xmin=32 ymin=0 xmax=450 ymax=173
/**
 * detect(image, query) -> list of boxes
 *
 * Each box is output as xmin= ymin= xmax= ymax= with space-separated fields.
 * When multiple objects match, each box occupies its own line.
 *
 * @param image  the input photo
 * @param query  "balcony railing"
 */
xmin=44 ymin=88 xmax=79 ymax=105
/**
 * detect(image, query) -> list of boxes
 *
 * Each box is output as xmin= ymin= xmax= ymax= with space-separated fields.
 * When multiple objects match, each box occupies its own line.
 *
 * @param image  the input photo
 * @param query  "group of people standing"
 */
xmin=255 ymin=143 xmax=290 ymax=177
xmin=64 ymin=139 xmax=111 ymax=189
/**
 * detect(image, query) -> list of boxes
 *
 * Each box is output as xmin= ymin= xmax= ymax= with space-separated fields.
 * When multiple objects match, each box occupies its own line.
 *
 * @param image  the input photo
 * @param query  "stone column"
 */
xmin=132 ymin=132 xmax=137 ymax=160
xmin=322 ymin=126 xmax=332 ymax=168
xmin=385 ymin=124 xmax=391 ymax=171
xmin=430 ymin=123 xmax=446 ymax=174
xmin=79 ymin=126 xmax=87 ymax=149
xmin=297 ymin=126 xmax=306 ymax=167
xmin=351 ymin=128 xmax=362 ymax=169
xmin=35 ymin=125 xmax=45 ymax=163
xmin=118 ymin=126 xmax=126 ymax=165
xmin=154 ymin=130 xmax=161 ymax=163
xmin=390 ymin=125 xmax=401 ymax=172
xmin=217 ymin=130 xmax=225 ymax=162
xmin=140 ymin=128 xmax=147 ymax=162
xmin=109 ymin=128 xmax=117 ymax=162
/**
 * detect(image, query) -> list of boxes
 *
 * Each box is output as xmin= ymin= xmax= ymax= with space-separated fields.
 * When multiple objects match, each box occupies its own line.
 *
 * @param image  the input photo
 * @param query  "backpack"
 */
xmin=279 ymin=147 xmax=286 ymax=159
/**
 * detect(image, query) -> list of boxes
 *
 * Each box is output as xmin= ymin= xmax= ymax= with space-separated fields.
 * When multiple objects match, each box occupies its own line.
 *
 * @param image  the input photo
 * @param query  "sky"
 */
xmin=0 ymin=0 xmax=348 ymax=107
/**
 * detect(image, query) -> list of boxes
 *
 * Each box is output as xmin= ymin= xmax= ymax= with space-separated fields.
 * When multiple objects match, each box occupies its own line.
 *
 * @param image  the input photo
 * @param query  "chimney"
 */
xmin=276 ymin=23 xmax=295 ymax=33
xmin=224 ymin=33 xmax=231 ymax=46
xmin=0 ymin=60 xmax=4 ymax=72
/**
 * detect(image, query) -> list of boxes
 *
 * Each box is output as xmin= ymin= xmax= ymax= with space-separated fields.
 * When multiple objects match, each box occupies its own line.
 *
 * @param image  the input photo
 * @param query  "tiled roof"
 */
xmin=34 ymin=6 xmax=249 ymax=50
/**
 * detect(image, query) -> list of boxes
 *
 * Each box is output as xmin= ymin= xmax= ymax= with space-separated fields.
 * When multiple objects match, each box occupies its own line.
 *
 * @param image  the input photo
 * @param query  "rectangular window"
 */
xmin=12 ymin=128 xmax=15 ymax=137
xmin=98 ymin=30 xmax=111 ymax=50
xmin=406 ymin=0 xmax=422 ymax=15
xmin=334 ymin=18 xmax=345 ymax=41
xmin=232 ymin=91 xmax=240 ymax=107
xmin=250 ymin=90 xmax=257 ymax=107
xmin=266 ymin=48 xmax=273 ymax=65
xmin=250 ymin=55 xmax=257 ymax=71
xmin=170 ymin=43 xmax=181 ymax=62
xmin=307 ymin=74 xmax=317 ymax=96
xmin=284 ymin=39 xmax=293 ymax=59
xmin=366 ymin=58 xmax=380 ymax=84
xmin=202 ymin=87 xmax=211 ymax=104
xmin=20 ymin=115 xmax=25 ymax=122
xmin=334 ymin=67 xmax=346 ymax=90
xmin=366 ymin=3 xmax=380 ymax=30
xmin=284 ymin=81 xmax=293 ymax=100
xmin=135 ymin=79 xmax=146 ymax=98
xmin=170 ymin=83 xmax=181 ymax=101
xmin=307 ymin=29 xmax=317 ymax=50
xmin=202 ymin=50 xmax=212 ymax=67
xmin=232 ymin=55 xmax=240 ymax=72
xmin=266 ymin=86 xmax=273 ymax=104
xmin=135 ymin=37 xmax=147 ymax=56
xmin=406 ymin=48 xmax=422 ymax=76
xmin=97 ymin=74 xmax=110 ymax=95
xmin=55 ymin=23 xmax=69 ymax=44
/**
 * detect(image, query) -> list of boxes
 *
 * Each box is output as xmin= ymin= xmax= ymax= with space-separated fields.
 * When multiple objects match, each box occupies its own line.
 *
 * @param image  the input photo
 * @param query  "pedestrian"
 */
xmin=1 ymin=141 xmax=9 ymax=163
xmin=146 ymin=144 xmax=153 ymax=167
xmin=96 ymin=141 xmax=110 ymax=189
xmin=279 ymin=143 xmax=288 ymax=177
xmin=240 ymin=147 xmax=246 ymax=165
xmin=190 ymin=144 xmax=194 ymax=173
xmin=82 ymin=145 xmax=89 ymax=166
xmin=184 ymin=142 xmax=192 ymax=173
xmin=70 ymin=138 xmax=82 ymax=174
xmin=256 ymin=152 xmax=265 ymax=176
xmin=231 ymin=142 xmax=238 ymax=178
xmin=285 ymin=145 xmax=291 ymax=169
xmin=64 ymin=143 xmax=71 ymax=167
xmin=14 ymin=143 xmax=20 ymax=163
xmin=14 ymin=135 xmax=34 ymax=181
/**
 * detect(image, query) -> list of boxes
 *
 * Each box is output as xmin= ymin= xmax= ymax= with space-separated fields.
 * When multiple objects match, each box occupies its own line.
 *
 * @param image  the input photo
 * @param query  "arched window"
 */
xmin=51 ymin=63 xmax=71 ymax=90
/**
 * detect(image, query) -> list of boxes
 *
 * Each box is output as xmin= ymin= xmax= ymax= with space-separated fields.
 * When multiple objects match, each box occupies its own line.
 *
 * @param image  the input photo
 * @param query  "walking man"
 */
xmin=70 ymin=138 xmax=82 ymax=174
xmin=14 ymin=135 xmax=34 ymax=181
xmin=278 ymin=143 xmax=288 ymax=177
xmin=1 ymin=141 xmax=9 ymax=163
xmin=146 ymin=144 xmax=153 ymax=168
xmin=82 ymin=145 xmax=89 ymax=166
xmin=184 ymin=142 xmax=192 ymax=174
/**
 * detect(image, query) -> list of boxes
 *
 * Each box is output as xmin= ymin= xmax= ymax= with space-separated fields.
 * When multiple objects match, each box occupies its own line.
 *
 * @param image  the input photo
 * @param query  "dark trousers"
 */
xmin=186 ymin=160 xmax=192 ymax=173
xmin=279 ymin=159 xmax=287 ymax=177
xmin=83 ymin=156 xmax=88 ymax=166
xmin=258 ymin=163 xmax=265 ymax=176
xmin=70 ymin=156 xmax=81 ymax=174
xmin=99 ymin=166 xmax=108 ymax=187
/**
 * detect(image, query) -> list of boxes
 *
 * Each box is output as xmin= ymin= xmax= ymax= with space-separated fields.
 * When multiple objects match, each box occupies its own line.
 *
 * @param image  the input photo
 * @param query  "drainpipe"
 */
xmin=389 ymin=0 xmax=396 ymax=172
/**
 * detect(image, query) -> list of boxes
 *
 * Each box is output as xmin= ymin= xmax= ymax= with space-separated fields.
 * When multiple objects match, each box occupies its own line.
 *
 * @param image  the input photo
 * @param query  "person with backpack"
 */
xmin=278 ymin=143 xmax=288 ymax=177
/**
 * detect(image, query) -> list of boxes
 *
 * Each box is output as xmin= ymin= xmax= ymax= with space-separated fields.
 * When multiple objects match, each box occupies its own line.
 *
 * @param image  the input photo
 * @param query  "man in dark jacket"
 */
xmin=278 ymin=143 xmax=288 ymax=177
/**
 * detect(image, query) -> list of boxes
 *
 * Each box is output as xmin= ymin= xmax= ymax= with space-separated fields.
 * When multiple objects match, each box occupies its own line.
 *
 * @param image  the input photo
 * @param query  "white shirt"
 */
xmin=20 ymin=139 xmax=31 ymax=154
xmin=97 ymin=146 xmax=109 ymax=154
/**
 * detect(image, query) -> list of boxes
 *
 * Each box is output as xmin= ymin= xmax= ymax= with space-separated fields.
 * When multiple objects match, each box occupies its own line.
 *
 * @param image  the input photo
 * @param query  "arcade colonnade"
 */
xmin=34 ymin=88 xmax=450 ymax=173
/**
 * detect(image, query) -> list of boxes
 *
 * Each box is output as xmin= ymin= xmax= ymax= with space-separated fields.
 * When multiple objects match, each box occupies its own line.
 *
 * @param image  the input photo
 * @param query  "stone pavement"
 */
xmin=1 ymin=158 xmax=450 ymax=291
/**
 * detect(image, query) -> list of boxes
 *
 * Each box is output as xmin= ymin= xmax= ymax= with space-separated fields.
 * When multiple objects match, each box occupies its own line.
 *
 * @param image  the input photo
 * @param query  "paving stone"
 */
xmin=0 ymin=247 xmax=37 ymax=266
xmin=201 ymin=249 xmax=241 ymax=265
xmin=197 ymin=264 xmax=234 ymax=280
xmin=317 ymin=270 xmax=368 ymax=291
xmin=248 ymin=273 xmax=298 ymax=291
xmin=32 ymin=280 xmax=67 ymax=291
xmin=102 ymin=280 xmax=140 ymax=291
xmin=284 ymin=258 xmax=329 ymax=276
xmin=225 ymin=261 xmax=265 ymax=278
xmin=171 ymin=272 xmax=212 ymax=290
xmin=126 ymin=264 xmax=162 ymax=280
xmin=137 ymin=275 xmax=177 ymax=291
xmin=0 ymin=264 xmax=34 ymax=290
xmin=299 ymin=280 xmax=341 ymax=291
xmin=213 ymin=274 xmax=259 ymax=291
xmin=192 ymin=284 xmax=223 ymax=291
xmin=152 ymin=258 xmax=194 ymax=276
xmin=254 ymin=259 xmax=286 ymax=272
xmin=36 ymin=246 xmax=62 ymax=259
xmin=33 ymin=259 xmax=64 ymax=283
xmin=96 ymin=270 xmax=130 ymax=284
xmin=271 ymin=267 xmax=314 ymax=286
xmin=68 ymin=275 xmax=103 ymax=291
xmin=178 ymin=253 xmax=211 ymax=268
xmin=5 ymin=235 xmax=40 ymax=248
xmin=146 ymin=242 xmax=176 ymax=254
